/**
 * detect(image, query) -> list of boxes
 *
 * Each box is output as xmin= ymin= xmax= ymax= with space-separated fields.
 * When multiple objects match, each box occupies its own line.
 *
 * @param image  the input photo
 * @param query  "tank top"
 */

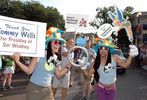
xmin=97 ymin=59 xmax=117 ymax=84
xmin=30 ymin=57 xmax=55 ymax=87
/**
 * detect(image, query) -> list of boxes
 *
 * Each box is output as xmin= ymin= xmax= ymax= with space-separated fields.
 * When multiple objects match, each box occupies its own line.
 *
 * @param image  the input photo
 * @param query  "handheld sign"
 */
xmin=0 ymin=15 xmax=46 ymax=57
xmin=97 ymin=23 xmax=117 ymax=39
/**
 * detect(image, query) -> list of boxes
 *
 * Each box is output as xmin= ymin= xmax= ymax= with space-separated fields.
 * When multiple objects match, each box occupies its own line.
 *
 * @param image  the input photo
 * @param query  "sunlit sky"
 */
xmin=22 ymin=0 xmax=147 ymax=20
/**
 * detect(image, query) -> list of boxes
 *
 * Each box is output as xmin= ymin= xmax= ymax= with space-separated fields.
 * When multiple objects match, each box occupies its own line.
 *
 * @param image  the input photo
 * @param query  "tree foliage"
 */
xmin=0 ymin=0 xmax=65 ymax=29
xmin=90 ymin=6 xmax=134 ymax=29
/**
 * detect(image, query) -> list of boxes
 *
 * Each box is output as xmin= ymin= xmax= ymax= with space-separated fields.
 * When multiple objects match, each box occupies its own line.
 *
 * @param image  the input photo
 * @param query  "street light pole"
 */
xmin=137 ymin=12 xmax=142 ymax=25
xmin=136 ymin=12 xmax=142 ymax=45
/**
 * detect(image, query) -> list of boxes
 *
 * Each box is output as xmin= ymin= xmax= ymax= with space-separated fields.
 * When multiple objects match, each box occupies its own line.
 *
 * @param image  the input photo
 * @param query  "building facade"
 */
xmin=131 ymin=12 xmax=147 ymax=46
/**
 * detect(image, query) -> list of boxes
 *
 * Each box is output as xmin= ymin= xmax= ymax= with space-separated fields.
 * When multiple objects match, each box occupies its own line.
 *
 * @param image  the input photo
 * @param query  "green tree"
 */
xmin=0 ymin=0 xmax=65 ymax=29
xmin=0 ymin=0 xmax=11 ymax=16
xmin=123 ymin=6 xmax=134 ymax=22
xmin=23 ymin=1 xmax=46 ymax=22
xmin=8 ymin=0 xmax=25 ymax=19
xmin=45 ymin=7 xmax=65 ymax=29
xmin=90 ymin=6 xmax=134 ymax=29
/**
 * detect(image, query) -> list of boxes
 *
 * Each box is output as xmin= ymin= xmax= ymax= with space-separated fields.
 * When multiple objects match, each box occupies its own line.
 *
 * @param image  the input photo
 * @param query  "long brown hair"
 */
xmin=46 ymin=41 xmax=61 ymax=61
xmin=93 ymin=48 xmax=111 ymax=83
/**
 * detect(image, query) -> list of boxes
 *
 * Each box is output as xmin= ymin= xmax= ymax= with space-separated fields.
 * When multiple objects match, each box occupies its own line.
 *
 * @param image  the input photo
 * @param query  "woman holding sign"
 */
xmin=12 ymin=27 xmax=71 ymax=100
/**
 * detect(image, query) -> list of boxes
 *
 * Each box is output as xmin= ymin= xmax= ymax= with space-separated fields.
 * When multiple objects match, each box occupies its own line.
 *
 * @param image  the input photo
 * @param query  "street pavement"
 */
xmin=0 ymin=67 xmax=147 ymax=100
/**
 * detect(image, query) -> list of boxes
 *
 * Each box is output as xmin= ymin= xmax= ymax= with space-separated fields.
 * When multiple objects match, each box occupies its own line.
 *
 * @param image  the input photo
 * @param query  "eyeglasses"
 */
xmin=53 ymin=40 xmax=61 ymax=45
xmin=100 ymin=46 xmax=108 ymax=50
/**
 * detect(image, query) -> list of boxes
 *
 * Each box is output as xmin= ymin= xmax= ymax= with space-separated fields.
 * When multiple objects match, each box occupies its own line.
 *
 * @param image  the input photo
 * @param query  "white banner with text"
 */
xmin=65 ymin=13 xmax=89 ymax=30
xmin=0 ymin=15 xmax=46 ymax=57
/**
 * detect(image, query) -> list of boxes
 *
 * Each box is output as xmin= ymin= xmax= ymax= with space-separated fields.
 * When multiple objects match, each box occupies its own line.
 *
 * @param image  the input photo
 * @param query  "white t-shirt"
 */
xmin=61 ymin=47 xmax=74 ymax=74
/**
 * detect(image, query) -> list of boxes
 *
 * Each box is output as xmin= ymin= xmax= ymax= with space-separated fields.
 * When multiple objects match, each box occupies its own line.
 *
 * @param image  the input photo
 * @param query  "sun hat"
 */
xmin=45 ymin=27 xmax=65 ymax=47
xmin=93 ymin=37 xmax=117 ymax=54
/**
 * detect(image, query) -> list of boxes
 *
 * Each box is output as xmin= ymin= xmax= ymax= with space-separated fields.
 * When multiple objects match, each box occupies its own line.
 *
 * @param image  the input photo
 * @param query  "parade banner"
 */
xmin=65 ymin=13 xmax=89 ymax=30
xmin=0 ymin=15 xmax=46 ymax=57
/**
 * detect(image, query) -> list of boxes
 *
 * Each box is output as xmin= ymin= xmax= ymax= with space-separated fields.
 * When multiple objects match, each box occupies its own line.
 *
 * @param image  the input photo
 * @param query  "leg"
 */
xmin=105 ymin=88 xmax=116 ymax=100
xmin=52 ymin=87 xmax=57 ymax=98
xmin=87 ymin=80 xmax=92 ymax=97
xmin=3 ymin=73 xmax=8 ymax=90
xmin=0 ymin=91 xmax=3 ymax=97
xmin=96 ymin=85 xmax=106 ymax=100
xmin=52 ymin=76 xmax=60 ymax=98
xmin=69 ymin=76 xmax=74 ymax=87
xmin=7 ymin=73 xmax=13 ymax=89
xmin=61 ymin=88 xmax=67 ymax=100
xmin=61 ymin=73 xmax=70 ymax=100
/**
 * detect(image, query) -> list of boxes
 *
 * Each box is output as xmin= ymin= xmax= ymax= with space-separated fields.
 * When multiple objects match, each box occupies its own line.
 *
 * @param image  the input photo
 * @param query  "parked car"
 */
xmin=112 ymin=49 xmax=126 ymax=74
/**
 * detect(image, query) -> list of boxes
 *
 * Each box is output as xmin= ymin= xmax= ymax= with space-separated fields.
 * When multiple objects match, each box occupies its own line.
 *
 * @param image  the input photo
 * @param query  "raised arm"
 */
xmin=113 ymin=55 xmax=133 ymax=68
xmin=113 ymin=45 xmax=138 ymax=68
xmin=12 ymin=52 xmax=38 ymax=75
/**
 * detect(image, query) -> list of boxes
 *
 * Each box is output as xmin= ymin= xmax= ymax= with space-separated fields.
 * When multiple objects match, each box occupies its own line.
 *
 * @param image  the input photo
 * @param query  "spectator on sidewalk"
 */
xmin=2 ymin=55 xmax=15 ymax=91
xmin=12 ymin=27 xmax=71 ymax=100
xmin=0 ymin=55 xmax=3 ymax=97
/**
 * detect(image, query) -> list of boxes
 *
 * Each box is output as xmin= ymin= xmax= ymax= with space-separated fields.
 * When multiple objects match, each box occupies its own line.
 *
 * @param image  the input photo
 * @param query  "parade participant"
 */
xmin=79 ymin=5 xmax=138 ymax=100
xmin=12 ymin=27 xmax=71 ymax=100
xmin=2 ymin=55 xmax=15 ymax=91
xmin=52 ymin=37 xmax=75 ymax=100
xmin=80 ymin=40 xmax=96 ymax=100
xmin=82 ymin=37 xmax=138 ymax=100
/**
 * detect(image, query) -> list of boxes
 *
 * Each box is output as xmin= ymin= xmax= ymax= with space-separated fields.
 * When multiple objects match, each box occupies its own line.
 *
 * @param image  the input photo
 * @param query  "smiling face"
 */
xmin=51 ymin=40 xmax=61 ymax=53
xmin=99 ymin=46 xmax=109 ymax=57
xmin=66 ymin=38 xmax=75 ymax=47
xmin=86 ymin=40 xmax=91 ymax=48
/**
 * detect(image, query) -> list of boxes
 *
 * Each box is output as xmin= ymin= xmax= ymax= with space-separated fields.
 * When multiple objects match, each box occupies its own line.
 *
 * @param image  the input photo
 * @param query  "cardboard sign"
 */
xmin=97 ymin=23 xmax=117 ymax=39
xmin=65 ymin=13 xmax=89 ymax=30
xmin=0 ymin=15 xmax=46 ymax=57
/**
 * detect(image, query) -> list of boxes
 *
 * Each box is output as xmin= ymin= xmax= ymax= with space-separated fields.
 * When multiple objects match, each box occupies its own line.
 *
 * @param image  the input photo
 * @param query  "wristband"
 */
xmin=65 ymin=66 xmax=70 ymax=69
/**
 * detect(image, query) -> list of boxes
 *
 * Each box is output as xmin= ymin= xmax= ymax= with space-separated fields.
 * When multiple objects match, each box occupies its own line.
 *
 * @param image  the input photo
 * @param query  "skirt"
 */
xmin=3 ymin=66 xmax=15 ymax=74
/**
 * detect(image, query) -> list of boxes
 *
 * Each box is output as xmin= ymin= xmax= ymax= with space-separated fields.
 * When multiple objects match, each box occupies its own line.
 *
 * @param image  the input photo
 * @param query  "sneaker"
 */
xmin=3 ymin=87 xmax=7 ymax=91
xmin=8 ymin=85 xmax=14 ymax=89
xmin=69 ymin=84 xmax=73 ymax=87
xmin=0 ymin=93 xmax=3 ymax=97
xmin=80 ymin=96 xmax=87 ymax=100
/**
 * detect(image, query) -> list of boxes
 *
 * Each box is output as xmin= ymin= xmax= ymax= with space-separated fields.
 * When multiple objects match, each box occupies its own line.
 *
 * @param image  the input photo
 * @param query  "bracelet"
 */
xmin=65 ymin=66 xmax=70 ymax=69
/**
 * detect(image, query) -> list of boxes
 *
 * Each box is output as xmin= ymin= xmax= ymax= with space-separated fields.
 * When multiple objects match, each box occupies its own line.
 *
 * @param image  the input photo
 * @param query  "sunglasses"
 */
xmin=100 ymin=46 xmax=108 ymax=50
xmin=53 ymin=40 xmax=61 ymax=45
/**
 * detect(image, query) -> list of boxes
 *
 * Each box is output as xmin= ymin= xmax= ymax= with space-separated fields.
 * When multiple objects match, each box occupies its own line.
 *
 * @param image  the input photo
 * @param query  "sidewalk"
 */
xmin=0 ymin=72 xmax=28 ymax=100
